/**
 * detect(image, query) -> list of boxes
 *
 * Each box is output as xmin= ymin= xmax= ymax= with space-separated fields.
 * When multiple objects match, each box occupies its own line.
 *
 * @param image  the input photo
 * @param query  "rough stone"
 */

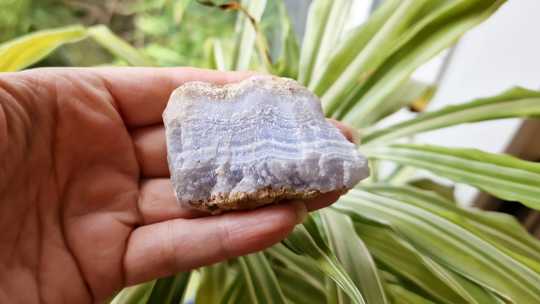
xmin=163 ymin=75 xmax=369 ymax=213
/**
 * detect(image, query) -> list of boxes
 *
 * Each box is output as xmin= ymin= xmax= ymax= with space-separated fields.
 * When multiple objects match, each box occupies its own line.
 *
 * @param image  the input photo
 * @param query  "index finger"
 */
xmin=91 ymin=67 xmax=254 ymax=128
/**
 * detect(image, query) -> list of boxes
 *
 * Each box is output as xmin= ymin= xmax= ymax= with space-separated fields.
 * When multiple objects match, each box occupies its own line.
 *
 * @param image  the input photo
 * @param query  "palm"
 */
xmin=0 ymin=67 xmax=346 ymax=303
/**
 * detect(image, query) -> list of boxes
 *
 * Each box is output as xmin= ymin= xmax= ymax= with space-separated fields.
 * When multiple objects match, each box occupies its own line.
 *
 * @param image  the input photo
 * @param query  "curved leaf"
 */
xmin=320 ymin=209 xmax=388 ymax=304
xmin=363 ymin=87 xmax=540 ymax=145
xmin=298 ymin=0 xmax=352 ymax=86
xmin=88 ymin=25 xmax=155 ymax=66
xmin=364 ymin=144 xmax=540 ymax=210
xmin=284 ymin=216 xmax=366 ymax=304
xmin=363 ymin=184 xmax=540 ymax=272
xmin=147 ymin=272 xmax=191 ymax=304
xmin=335 ymin=190 xmax=540 ymax=303
xmin=340 ymin=0 xmax=505 ymax=127
xmin=321 ymin=0 xmax=432 ymax=116
xmin=353 ymin=223 xmax=493 ymax=304
xmin=196 ymin=263 xmax=232 ymax=304
xmin=308 ymin=0 xmax=401 ymax=96
xmin=0 ymin=25 xmax=87 ymax=72
xmin=237 ymin=253 xmax=287 ymax=304
xmin=204 ymin=38 xmax=227 ymax=70
xmin=231 ymin=0 xmax=267 ymax=70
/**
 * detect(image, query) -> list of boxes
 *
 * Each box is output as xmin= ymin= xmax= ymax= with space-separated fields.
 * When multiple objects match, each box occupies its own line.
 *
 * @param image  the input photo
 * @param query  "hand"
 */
xmin=0 ymin=67 xmax=355 ymax=303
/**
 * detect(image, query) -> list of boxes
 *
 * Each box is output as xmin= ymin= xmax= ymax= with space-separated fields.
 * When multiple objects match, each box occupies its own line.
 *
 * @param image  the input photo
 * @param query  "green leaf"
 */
xmin=308 ymin=0 xmax=401 ymax=96
xmin=110 ymin=281 xmax=154 ymax=304
xmin=146 ymin=272 xmax=191 ymax=303
xmin=373 ymin=78 xmax=437 ymax=122
xmin=0 ymin=25 xmax=87 ymax=72
xmin=145 ymin=44 xmax=184 ymax=66
xmin=173 ymin=0 xmax=193 ymax=24
xmin=364 ymin=144 xmax=540 ymax=210
xmin=320 ymin=209 xmax=388 ymax=304
xmin=335 ymin=189 xmax=540 ymax=303
xmin=196 ymin=263 xmax=229 ymax=304
xmin=363 ymin=184 xmax=540 ymax=273
xmin=340 ymin=0 xmax=505 ymax=127
xmin=266 ymin=244 xmax=325 ymax=291
xmin=353 ymin=223 xmax=488 ymax=304
xmin=319 ymin=0 xmax=436 ymax=115
xmin=273 ymin=266 xmax=326 ymax=304
xmin=386 ymin=284 xmax=437 ymax=304
xmin=298 ymin=0 xmax=352 ymax=86
xmin=407 ymin=178 xmax=455 ymax=202
xmin=219 ymin=273 xmax=250 ymax=304
xmin=88 ymin=25 xmax=155 ymax=66
xmin=274 ymin=1 xmax=300 ymax=79
xmin=363 ymin=87 xmax=540 ymax=145
xmin=134 ymin=15 xmax=170 ymax=36
xmin=284 ymin=216 xmax=366 ymax=304
xmin=237 ymin=253 xmax=287 ymax=304
xmin=204 ymin=38 xmax=227 ymax=70
xmin=231 ymin=0 xmax=267 ymax=70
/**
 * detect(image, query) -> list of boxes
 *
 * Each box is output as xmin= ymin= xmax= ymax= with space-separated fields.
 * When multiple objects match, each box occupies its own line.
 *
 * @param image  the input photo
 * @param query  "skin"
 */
xmin=0 ymin=67 xmax=356 ymax=303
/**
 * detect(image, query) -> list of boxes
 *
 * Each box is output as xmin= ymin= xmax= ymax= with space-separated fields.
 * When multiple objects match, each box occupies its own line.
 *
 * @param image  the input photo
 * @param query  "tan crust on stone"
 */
xmin=186 ymin=187 xmax=323 ymax=214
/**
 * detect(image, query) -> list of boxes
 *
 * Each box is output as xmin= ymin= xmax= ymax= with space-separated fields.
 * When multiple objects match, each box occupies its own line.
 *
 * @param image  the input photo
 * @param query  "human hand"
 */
xmin=0 ymin=67 xmax=356 ymax=303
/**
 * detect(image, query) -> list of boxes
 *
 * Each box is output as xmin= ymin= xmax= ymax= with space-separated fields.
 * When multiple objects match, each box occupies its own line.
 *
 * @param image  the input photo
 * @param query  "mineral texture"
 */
xmin=163 ymin=75 xmax=369 ymax=213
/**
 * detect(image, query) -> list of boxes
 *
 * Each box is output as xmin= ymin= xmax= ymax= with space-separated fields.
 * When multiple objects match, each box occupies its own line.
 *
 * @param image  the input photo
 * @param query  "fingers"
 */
xmin=303 ymin=190 xmax=343 ymax=212
xmin=91 ymin=67 xmax=255 ymax=128
xmin=328 ymin=118 xmax=358 ymax=144
xmin=124 ymin=202 xmax=306 ymax=285
xmin=138 ymin=179 xmax=206 ymax=224
xmin=132 ymin=125 xmax=168 ymax=177
xmin=137 ymin=177 xmax=342 ymax=224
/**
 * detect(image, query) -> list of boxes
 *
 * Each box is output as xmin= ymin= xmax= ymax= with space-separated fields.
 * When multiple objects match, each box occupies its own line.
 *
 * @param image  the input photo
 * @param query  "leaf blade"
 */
xmin=364 ymin=144 xmax=540 ymax=210
xmin=363 ymin=87 xmax=540 ymax=144
xmin=0 ymin=25 xmax=87 ymax=72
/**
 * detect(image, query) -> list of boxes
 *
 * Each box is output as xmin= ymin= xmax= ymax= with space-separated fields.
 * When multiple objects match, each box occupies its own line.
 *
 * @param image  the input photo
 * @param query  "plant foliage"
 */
xmin=2 ymin=0 xmax=540 ymax=303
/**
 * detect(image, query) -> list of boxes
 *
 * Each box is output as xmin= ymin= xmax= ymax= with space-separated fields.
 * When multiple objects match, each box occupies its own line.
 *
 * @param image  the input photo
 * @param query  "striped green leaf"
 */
xmin=363 ymin=87 xmax=540 ymax=145
xmin=146 ymin=272 xmax=191 ymax=304
xmin=196 ymin=263 xmax=232 ymax=304
xmin=321 ymin=0 xmax=430 ymax=116
xmin=284 ymin=216 xmax=366 ymax=304
xmin=231 ymin=0 xmax=267 ymax=70
xmin=219 ymin=273 xmax=250 ymax=304
xmin=385 ymin=284 xmax=438 ymax=304
xmin=320 ymin=209 xmax=388 ymax=304
xmin=340 ymin=0 xmax=505 ymax=127
xmin=266 ymin=245 xmax=327 ymax=304
xmin=353 ymin=223 xmax=488 ymax=304
xmin=274 ymin=0 xmax=300 ymax=79
xmin=335 ymin=189 xmax=540 ymax=303
xmin=110 ymin=281 xmax=154 ymax=304
xmin=204 ymin=38 xmax=227 ymax=71
xmin=298 ymin=0 xmax=352 ymax=86
xmin=0 ymin=25 xmax=87 ymax=72
xmin=363 ymin=184 xmax=540 ymax=273
xmin=308 ymin=0 xmax=401 ymax=96
xmin=237 ymin=253 xmax=287 ymax=304
xmin=364 ymin=144 xmax=540 ymax=210
xmin=266 ymin=244 xmax=326 ymax=292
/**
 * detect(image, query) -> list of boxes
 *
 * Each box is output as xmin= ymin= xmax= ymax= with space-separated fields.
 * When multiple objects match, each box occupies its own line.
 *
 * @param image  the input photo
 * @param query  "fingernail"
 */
xmin=292 ymin=201 xmax=308 ymax=225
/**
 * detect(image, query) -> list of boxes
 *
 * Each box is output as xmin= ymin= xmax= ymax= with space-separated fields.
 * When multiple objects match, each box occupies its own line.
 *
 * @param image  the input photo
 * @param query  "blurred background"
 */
xmin=1 ymin=0 xmax=539 ymax=233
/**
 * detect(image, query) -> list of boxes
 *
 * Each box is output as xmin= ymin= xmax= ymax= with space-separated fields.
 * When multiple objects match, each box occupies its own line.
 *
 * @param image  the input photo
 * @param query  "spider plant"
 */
xmin=2 ymin=0 xmax=540 ymax=303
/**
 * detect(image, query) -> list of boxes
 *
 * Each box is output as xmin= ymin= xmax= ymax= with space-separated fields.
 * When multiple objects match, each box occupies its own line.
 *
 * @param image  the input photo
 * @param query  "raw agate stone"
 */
xmin=163 ymin=76 xmax=369 ymax=213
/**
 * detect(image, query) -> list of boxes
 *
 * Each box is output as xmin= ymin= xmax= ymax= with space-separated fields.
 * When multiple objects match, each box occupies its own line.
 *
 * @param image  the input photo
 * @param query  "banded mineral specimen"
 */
xmin=163 ymin=76 xmax=369 ymax=213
